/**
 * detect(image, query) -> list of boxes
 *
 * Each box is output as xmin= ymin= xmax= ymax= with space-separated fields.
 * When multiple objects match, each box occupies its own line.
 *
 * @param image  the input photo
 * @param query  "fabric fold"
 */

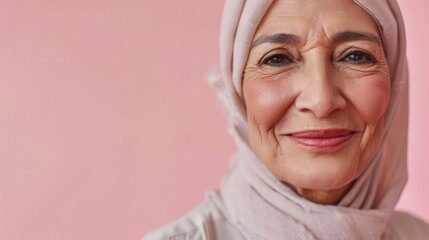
xmin=211 ymin=0 xmax=411 ymax=239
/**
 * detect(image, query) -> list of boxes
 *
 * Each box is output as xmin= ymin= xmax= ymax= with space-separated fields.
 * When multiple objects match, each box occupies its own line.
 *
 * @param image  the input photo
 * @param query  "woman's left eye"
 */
xmin=341 ymin=50 xmax=375 ymax=65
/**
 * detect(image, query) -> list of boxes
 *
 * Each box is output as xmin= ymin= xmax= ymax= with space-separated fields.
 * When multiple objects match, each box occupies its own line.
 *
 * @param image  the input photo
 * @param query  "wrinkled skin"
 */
xmin=243 ymin=0 xmax=390 ymax=204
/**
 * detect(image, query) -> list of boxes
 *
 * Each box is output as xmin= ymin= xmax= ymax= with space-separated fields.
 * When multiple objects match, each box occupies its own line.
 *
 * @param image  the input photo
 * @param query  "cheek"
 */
xmin=243 ymin=75 xmax=296 ymax=130
xmin=345 ymin=74 xmax=391 ymax=124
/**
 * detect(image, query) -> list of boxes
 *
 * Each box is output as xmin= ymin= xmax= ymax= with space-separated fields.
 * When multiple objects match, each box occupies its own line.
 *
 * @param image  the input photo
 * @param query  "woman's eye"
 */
xmin=342 ymin=51 xmax=375 ymax=65
xmin=262 ymin=53 xmax=293 ymax=67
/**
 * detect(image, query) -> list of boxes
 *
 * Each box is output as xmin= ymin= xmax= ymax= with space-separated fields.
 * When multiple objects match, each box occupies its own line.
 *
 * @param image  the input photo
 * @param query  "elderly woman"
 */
xmin=145 ymin=0 xmax=429 ymax=239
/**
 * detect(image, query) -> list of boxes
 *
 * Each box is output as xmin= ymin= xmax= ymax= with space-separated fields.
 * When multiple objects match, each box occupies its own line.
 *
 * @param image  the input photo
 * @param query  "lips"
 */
xmin=286 ymin=129 xmax=356 ymax=149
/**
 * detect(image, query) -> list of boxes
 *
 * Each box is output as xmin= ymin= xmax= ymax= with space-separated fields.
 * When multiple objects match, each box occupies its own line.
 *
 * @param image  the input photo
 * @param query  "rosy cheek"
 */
xmin=346 ymin=74 xmax=390 ymax=124
xmin=244 ymin=78 xmax=295 ymax=130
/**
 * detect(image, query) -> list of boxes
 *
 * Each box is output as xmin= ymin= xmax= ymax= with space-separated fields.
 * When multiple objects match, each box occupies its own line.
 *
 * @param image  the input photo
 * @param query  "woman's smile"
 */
xmin=284 ymin=128 xmax=358 ymax=151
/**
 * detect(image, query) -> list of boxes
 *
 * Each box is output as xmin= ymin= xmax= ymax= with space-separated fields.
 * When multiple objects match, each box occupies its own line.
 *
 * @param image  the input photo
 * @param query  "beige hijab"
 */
xmin=209 ymin=0 xmax=410 ymax=238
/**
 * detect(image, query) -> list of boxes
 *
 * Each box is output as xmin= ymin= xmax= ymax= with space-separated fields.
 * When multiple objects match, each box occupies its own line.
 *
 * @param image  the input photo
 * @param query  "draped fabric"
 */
xmin=209 ymin=0 xmax=411 ymax=239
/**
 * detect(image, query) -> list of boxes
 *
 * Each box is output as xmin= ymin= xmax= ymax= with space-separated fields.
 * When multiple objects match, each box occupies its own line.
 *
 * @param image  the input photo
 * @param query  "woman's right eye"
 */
xmin=261 ymin=53 xmax=293 ymax=67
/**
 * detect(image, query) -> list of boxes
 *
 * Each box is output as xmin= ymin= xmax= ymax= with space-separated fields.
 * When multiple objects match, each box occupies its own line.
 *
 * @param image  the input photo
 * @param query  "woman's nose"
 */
xmin=294 ymin=61 xmax=347 ymax=118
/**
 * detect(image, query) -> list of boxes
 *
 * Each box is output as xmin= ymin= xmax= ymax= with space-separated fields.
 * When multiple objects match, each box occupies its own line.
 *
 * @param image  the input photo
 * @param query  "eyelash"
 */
xmin=261 ymin=53 xmax=294 ymax=67
xmin=340 ymin=50 xmax=375 ymax=65
xmin=261 ymin=50 xmax=376 ymax=67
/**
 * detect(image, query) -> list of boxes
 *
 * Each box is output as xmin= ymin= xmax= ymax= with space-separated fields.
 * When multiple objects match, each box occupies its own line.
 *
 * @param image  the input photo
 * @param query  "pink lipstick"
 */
xmin=287 ymin=129 xmax=355 ymax=150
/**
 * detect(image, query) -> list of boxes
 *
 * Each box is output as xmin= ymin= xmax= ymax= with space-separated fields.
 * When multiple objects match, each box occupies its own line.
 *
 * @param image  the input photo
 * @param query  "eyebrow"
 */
xmin=332 ymin=31 xmax=382 ymax=45
xmin=251 ymin=31 xmax=381 ymax=48
xmin=252 ymin=33 xmax=300 ymax=48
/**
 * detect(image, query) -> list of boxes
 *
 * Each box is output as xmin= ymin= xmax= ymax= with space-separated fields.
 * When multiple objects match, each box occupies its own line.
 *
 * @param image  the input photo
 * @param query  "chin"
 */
xmin=273 ymin=147 xmax=363 ymax=191
xmin=283 ymin=166 xmax=357 ymax=191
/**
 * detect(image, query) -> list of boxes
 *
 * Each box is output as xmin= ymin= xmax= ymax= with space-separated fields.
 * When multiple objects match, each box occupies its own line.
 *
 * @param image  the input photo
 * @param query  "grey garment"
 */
xmin=143 ymin=200 xmax=244 ymax=240
xmin=143 ymin=199 xmax=429 ymax=240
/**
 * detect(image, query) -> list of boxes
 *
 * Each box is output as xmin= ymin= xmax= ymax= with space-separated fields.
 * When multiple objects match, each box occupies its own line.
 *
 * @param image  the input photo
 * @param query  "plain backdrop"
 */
xmin=0 ymin=0 xmax=427 ymax=239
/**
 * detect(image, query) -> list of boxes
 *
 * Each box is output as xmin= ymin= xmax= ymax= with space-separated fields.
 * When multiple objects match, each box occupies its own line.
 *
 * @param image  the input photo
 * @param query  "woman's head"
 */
xmin=217 ymin=0 xmax=407 ymax=209
xmin=242 ymin=0 xmax=391 ymax=204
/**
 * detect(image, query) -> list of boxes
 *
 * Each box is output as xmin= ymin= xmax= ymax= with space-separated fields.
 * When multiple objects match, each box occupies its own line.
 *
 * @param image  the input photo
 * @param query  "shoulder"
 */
xmin=142 ymin=197 xmax=244 ymax=240
xmin=143 ymin=202 xmax=216 ymax=240
xmin=385 ymin=211 xmax=429 ymax=240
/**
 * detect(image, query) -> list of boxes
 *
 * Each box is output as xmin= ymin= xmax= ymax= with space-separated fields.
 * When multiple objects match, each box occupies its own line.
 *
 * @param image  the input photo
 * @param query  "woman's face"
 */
xmin=243 ymin=0 xmax=390 ymax=202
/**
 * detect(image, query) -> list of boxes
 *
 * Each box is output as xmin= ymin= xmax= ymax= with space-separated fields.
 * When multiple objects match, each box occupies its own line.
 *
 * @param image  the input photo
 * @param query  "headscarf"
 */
xmin=209 ymin=0 xmax=409 ymax=239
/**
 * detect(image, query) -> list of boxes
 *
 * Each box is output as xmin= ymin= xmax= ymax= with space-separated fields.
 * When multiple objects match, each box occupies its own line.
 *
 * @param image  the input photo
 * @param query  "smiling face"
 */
xmin=242 ymin=0 xmax=390 ymax=204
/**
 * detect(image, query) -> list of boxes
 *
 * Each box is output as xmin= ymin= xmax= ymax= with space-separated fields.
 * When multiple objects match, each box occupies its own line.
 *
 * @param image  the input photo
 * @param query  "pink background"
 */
xmin=0 ymin=0 xmax=427 ymax=239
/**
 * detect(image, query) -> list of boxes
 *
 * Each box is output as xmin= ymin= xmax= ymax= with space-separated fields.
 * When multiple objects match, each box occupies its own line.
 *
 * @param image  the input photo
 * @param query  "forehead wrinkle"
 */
xmin=299 ymin=24 xmax=332 ymax=52
xmin=254 ymin=0 xmax=380 ymax=43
